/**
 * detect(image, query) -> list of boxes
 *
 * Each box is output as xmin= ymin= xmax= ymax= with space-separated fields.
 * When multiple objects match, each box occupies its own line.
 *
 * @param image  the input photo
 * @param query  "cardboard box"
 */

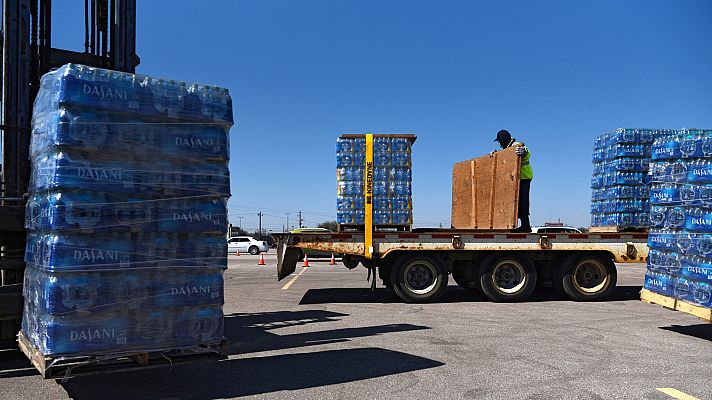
xmin=451 ymin=147 xmax=521 ymax=229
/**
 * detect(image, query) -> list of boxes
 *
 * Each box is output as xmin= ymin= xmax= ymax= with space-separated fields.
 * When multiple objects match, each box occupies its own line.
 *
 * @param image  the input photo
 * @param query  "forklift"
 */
xmin=0 ymin=0 xmax=138 ymax=339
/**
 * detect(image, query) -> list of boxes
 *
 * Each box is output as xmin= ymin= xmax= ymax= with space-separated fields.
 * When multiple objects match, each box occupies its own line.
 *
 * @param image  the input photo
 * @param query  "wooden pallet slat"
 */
xmin=17 ymin=331 xmax=228 ymax=379
xmin=589 ymin=226 xmax=648 ymax=233
xmin=640 ymin=289 xmax=712 ymax=323
xmin=338 ymin=224 xmax=411 ymax=233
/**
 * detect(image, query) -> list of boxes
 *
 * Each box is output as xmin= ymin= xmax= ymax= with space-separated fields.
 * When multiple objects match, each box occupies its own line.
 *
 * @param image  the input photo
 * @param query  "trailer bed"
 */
xmin=274 ymin=230 xmax=649 ymax=303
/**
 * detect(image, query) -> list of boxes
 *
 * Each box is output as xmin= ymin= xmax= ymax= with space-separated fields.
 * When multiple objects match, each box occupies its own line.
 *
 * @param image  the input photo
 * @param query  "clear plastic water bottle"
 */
xmin=394 ymin=167 xmax=411 ymax=182
xmin=665 ymin=206 xmax=686 ymax=229
xmin=691 ymin=281 xmax=712 ymax=307
xmin=676 ymin=232 xmax=694 ymax=254
xmin=136 ymin=309 xmax=175 ymax=348
xmin=374 ymin=210 xmax=391 ymax=224
xmin=374 ymin=137 xmax=391 ymax=153
xmin=392 ymin=152 xmax=410 ymax=167
xmin=680 ymin=184 xmax=698 ymax=206
xmin=693 ymin=233 xmax=712 ymax=257
xmin=177 ymin=306 xmax=222 ymax=346
xmin=673 ymin=276 xmax=691 ymax=300
xmin=337 ymin=210 xmax=354 ymax=224
xmin=699 ymin=185 xmax=712 ymax=208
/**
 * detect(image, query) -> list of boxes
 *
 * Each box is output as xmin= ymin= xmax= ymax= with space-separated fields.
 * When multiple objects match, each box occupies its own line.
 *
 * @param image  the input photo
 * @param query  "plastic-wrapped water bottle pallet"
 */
xmin=588 ymin=226 xmax=648 ymax=233
xmin=16 ymin=331 xmax=227 ymax=380
xmin=337 ymin=224 xmax=412 ymax=233
xmin=640 ymin=289 xmax=711 ymax=323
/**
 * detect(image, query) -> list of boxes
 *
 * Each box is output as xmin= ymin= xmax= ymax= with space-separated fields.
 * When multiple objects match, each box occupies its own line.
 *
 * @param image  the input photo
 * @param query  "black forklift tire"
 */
xmin=391 ymin=255 xmax=448 ymax=303
xmin=556 ymin=253 xmax=617 ymax=301
xmin=479 ymin=253 xmax=537 ymax=302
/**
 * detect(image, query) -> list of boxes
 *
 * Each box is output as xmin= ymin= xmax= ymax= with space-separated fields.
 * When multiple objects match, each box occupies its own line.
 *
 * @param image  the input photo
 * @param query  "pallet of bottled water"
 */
xmin=644 ymin=128 xmax=712 ymax=313
xmin=590 ymin=128 xmax=679 ymax=230
xmin=20 ymin=64 xmax=231 ymax=362
xmin=336 ymin=135 xmax=414 ymax=230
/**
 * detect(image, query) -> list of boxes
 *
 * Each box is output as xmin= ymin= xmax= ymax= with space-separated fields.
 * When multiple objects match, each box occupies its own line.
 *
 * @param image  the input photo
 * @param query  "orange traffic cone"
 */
xmin=303 ymin=255 xmax=310 ymax=267
xmin=329 ymin=254 xmax=336 ymax=265
xmin=235 ymin=249 xmax=240 ymax=256
xmin=258 ymin=253 xmax=265 ymax=265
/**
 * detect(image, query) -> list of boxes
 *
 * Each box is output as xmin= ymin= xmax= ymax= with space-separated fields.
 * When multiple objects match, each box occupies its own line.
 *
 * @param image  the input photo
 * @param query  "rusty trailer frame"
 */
xmin=275 ymin=231 xmax=649 ymax=281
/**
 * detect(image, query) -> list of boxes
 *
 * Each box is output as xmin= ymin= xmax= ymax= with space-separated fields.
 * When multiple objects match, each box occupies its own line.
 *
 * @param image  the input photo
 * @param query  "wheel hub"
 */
xmin=573 ymin=261 xmax=608 ymax=294
xmin=403 ymin=262 xmax=438 ymax=295
xmin=491 ymin=261 xmax=526 ymax=294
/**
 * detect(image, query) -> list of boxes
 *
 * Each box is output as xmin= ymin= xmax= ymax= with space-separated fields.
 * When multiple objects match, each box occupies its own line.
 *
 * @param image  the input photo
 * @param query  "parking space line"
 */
xmin=656 ymin=388 xmax=700 ymax=400
xmin=281 ymin=267 xmax=309 ymax=290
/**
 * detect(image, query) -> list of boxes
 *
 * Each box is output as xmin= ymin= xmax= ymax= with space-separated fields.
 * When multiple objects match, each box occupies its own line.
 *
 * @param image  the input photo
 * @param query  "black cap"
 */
xmin=495 ymin=129 xmax=511 ymax=143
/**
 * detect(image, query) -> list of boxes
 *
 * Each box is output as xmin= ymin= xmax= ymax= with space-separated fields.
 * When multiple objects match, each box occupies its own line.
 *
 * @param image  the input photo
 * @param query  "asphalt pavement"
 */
xmin=1 ymin=252 xmax=710 ymax=399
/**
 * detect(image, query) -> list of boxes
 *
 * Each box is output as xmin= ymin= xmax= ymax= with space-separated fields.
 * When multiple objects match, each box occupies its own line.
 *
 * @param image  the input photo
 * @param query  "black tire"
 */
xmin=452 ymin=267 xmax=481 ymax=294
xmin=391 ymin=255 xmax=448 ymax=303
xmin=479 ymin=253 xmax=537 ymax=302
xmin=248 ymin=246 xmax=260 ymax=255
xmin=378 ymin=265 xmax=393 ymax=289
xmin=555 ymin=254 xmax=617 ymax=301
xmin=342 ymin=255 xmax=359 ymax=269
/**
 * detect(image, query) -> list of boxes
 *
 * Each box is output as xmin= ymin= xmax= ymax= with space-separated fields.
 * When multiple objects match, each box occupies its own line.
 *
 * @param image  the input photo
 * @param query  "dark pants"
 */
xmin=518 ymin=179 xmax=531 ymax=228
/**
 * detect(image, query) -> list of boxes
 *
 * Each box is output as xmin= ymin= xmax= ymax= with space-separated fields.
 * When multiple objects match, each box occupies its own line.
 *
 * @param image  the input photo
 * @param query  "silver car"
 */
xmin=227 ymin=236 xmax=269 ymax=255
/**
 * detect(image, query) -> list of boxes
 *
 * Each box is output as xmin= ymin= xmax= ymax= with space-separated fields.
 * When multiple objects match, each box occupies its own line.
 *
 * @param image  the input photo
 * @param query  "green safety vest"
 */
xmin=511 ymin=141 xmax=533 ymax=180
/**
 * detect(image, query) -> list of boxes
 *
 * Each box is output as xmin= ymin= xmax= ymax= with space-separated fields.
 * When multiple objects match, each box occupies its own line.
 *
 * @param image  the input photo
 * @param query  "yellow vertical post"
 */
xmin=364 ymin=133 xmax=374 ymax=259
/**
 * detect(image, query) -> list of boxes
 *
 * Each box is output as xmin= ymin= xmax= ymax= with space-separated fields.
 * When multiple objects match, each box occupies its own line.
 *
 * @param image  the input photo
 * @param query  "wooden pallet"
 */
xmin=17 ymin=331 xmax=228 ymax=380
xmin=337 ymin=224 xmax=411 ymax=232
xmin=640 ymin=289 xmax=712 ymax=323
xmin=589 ymin=226 xmax=648 ymax=233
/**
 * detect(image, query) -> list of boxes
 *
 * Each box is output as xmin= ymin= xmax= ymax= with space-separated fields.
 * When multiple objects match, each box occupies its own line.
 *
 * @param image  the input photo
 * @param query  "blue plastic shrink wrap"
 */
xmin=22 ymin=64 xmax=231 ymax=357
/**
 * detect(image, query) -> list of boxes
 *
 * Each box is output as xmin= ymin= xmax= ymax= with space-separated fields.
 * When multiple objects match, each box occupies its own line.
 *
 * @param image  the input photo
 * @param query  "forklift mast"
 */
xmin=0 ymin=0 xmax=138 ymax=339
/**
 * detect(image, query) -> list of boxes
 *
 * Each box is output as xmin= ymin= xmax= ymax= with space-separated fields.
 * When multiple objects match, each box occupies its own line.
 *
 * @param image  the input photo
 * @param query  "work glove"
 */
xmin=515 ymin=146 xmax=526 ymax=156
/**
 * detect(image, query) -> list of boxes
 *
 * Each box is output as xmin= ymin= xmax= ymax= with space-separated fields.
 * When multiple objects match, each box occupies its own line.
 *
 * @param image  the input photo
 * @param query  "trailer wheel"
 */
xmin=556 ymin=254 xmax=616 ymax=301
xmin=342 ymin=255 xmax=359 ymax=269
xmin=392 ymin=255 xmax=448 ymax=303
xmin=378 ymin=265 xmax=393 ymax=288
xmin=452 ymin=267 xmax=481 ymax=294
xmin=479 ymin=253 xmax=536 ymax=302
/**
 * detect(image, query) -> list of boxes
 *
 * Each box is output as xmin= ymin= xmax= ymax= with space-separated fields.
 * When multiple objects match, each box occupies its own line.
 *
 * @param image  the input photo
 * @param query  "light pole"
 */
xmin=237 ymin=216 xmax=243 ymax=232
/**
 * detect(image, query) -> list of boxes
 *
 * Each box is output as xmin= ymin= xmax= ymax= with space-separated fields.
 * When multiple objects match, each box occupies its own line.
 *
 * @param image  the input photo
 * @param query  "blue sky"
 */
xmin=52 ymin=0 xmax=712 ymax=231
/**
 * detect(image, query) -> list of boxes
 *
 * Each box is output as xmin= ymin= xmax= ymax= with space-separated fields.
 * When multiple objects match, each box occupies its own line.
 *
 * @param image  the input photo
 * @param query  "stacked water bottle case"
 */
xmin=21 ymin=64 xmax=232 ymax=356
xmin=336 ymin=135 xmax=414 ymax=228
xmin=645 ymin=129 xmax=712 ymax=310
xmin=590 ymin=128 xmax=678 ymax=229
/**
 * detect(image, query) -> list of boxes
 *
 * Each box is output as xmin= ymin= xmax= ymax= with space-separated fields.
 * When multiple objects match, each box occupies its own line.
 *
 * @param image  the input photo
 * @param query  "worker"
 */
xmin=494 ymin=129 xmax=533 ymax=233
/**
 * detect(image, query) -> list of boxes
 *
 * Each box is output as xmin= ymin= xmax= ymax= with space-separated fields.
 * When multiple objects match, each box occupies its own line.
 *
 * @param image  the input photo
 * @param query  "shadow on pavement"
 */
xmin=299 ymin=285 xmax=643 ymax=304
xmin=62 ymin=347 xmax=444 ymax=399
xmin=660 ymin=324 xmax=712 ymax=341
xmin=0 ymin=338 xmax=41 ymax=379
xmin=61 ymin=310 xmax=439 ymax=399
xmin=223 ymin=310 xmax=430 ymax=355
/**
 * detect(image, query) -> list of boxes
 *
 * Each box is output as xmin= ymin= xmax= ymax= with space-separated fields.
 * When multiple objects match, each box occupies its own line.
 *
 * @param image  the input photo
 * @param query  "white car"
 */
xmin=227 ymin=236 xmax=269 ymax=255
xmin=531 ymin=226 xmax=582 ymax=234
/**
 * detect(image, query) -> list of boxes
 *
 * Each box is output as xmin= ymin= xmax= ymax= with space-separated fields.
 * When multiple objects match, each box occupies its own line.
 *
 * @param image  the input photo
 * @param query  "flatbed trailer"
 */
xmin=275 ymin=230 xmax=649 ymax=303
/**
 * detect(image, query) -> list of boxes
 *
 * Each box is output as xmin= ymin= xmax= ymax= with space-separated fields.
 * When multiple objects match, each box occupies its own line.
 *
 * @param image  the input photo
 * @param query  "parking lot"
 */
xmin=1 ymin=252 xmax=710 ymax=399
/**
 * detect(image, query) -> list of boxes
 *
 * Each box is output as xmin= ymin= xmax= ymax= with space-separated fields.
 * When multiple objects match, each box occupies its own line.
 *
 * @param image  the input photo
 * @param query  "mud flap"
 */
xmin=277 ymin=236 xmax=301 ymax=280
